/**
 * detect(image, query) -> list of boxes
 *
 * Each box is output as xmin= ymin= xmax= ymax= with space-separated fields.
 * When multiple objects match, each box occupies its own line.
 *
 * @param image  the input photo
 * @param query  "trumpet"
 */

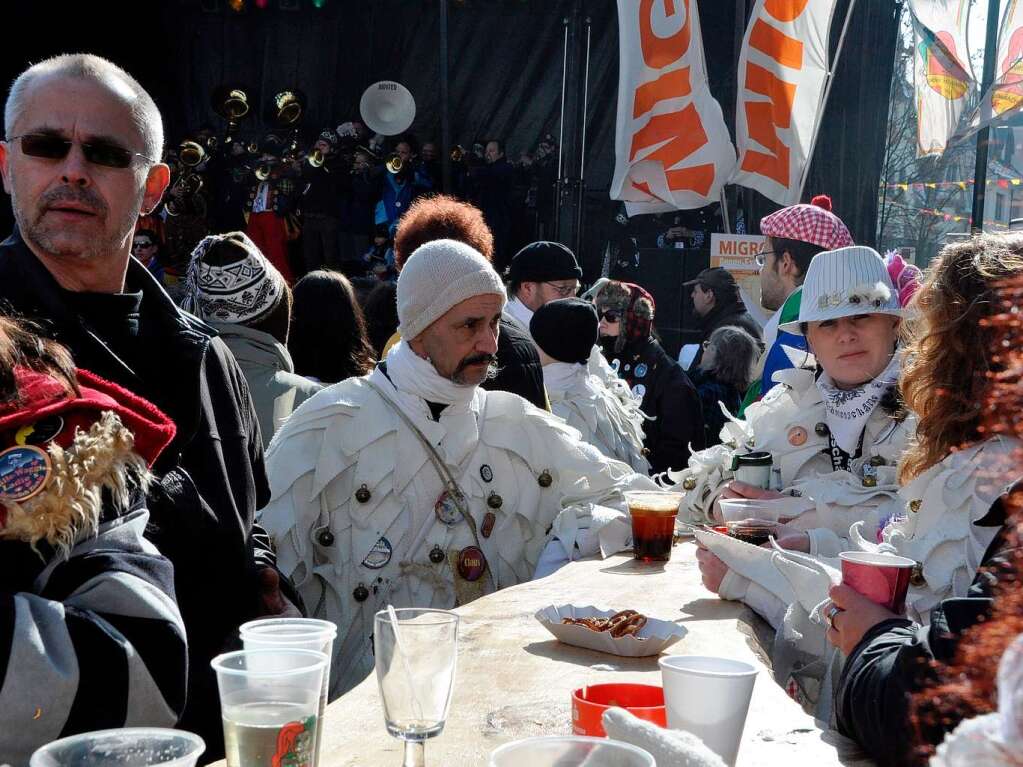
xmin=274 ymin=91 xmax=303 ymax=126
xmin=179 ymin=140 xmax=206 ymax=167
xmin=385 ymin=153 xmax=404 ymax=175
xmin=165 ymin=173 xmax=204 ymax=217
xmin=451 ymin=145 xmax=465 ymax=163
xmin=255 ymin=163 xmax=273 ymax=181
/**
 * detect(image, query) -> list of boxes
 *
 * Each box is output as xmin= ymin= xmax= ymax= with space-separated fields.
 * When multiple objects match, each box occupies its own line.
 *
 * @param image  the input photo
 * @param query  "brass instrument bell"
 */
xmin=255 ymin=163 xmax=272 ymax=181
xmin=274 ymin=91 xmax=303 ymax=125
xmin=179 ymin=141 xmax=206 ymax=167
xmin=451 ymin=145 xmax=465 ymax=162
xmin=385 ymin=153 xmax=403 ymax=174
xmin=308 ymin=148 xmax=325 ymax=168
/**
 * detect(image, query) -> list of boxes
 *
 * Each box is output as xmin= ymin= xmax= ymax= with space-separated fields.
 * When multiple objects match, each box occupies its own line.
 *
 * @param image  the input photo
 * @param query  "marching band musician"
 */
xmin=244 ymin=134 xmax=301 ymax=284
xmin=259 ymin=239 xmax=660 ymax=698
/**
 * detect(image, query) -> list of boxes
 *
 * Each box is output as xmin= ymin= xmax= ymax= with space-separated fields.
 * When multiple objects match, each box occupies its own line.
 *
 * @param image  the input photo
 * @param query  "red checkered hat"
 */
xmin=759 ymin=195 xmax=853 ymax=250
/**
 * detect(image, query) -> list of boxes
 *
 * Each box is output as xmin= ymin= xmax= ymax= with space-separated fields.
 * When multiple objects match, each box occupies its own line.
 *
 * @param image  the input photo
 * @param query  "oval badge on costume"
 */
xmin=457 ymin=546 xmax=486 ymax=581
xmin=634 ymin=363 xmax=648 ymax=379
xmin=434 ymin=491 xmax=461 ymax=525
xmin=480 ymin=464 xmax=494 ymax=483
xmin=0 ymin=445 xmax=51 ymax=502
xmin=361 ymin=536 xmax=393 ymax=569
xmin=632 ymin=384 xmax=646 ymax=398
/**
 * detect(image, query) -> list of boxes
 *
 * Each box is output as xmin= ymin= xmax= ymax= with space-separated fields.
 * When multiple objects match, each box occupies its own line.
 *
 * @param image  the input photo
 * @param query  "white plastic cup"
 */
xmin=489 ymin=736 xmax=655 ymax=767
xmin=239 ymin=618 xmax=337 ymax=765
xmin=30 ymin=728 xmax=205 ymax=767
xmin=658 ymin=655 xmax=758 ymax=766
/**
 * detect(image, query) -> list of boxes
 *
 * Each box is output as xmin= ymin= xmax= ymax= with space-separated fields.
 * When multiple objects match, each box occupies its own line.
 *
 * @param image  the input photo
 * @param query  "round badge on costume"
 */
xmin=632 ymin=384 xmax=646 ymax=398
xmin=480 ymin=464 xmax=494 ymax=483
xmin=435 ymin=491 xmax=461 ymax=525
xmin=15 ymin=416 xmax=64 ymax=447
xmin=361 ymin=536 xmax=393 ymax=569
xmin=634 ymin=363 xmax=648 ymax=379
xmin=0 ymin=445 xmax=52 ymax=502
xmin=457 ymin=546 xmax=487 ymax=581
xmin=787 ymin=427 xmax=808 ymax=447
xmin=624 ymin=364 xmax=631 ymax=372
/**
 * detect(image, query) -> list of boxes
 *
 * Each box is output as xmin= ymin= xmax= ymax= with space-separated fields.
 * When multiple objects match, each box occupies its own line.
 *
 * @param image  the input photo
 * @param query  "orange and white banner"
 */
xmin=610 ymin=0 xmax=736 ymax=215
xmin=731 ymin=0 xmax=841 ymax=206
xmin=909 ymin=0 xmax=974 ymax=157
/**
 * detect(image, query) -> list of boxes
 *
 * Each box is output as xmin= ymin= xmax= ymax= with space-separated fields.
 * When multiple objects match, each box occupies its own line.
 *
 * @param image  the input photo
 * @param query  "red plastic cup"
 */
xmin=571 ymin=683 xmax=666 ymax=737
xmin=839 ymin=551 xmax=916 ymax=613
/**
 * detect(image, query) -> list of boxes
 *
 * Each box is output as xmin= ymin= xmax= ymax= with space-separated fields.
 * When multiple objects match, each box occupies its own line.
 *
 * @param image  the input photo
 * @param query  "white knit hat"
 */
xmin=397 ymin=239 xmax=507 ymax=340
xmin=779 ymin=245 xmax=902 ymax=336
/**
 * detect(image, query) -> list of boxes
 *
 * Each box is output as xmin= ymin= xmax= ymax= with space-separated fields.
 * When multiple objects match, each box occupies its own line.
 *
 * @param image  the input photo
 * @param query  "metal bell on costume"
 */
xmin=487 ymin=492 xmax=503 ymax=509
xmin=316 ymin=528 xmax=335 ymax=547
xmin=681 ymin=476 xmax=697 ymax=491
xmin=815 ymin=422 xmax=829 ymax=437
xmin=352 ymin=583 xmax=369 ymax=602
xmin=538 ymin=470 xmax=553 ymax=488
xmin=355 ymin=484 xmax=371 ymax=503
xmin=909 ymin=499 xmax=922 ymax=513
xmin=429 ymin=545 xmax=446 ymax=564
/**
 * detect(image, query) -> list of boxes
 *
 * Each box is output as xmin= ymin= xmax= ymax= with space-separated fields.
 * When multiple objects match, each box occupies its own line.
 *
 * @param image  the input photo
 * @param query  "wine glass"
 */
xmin=374 ymin=608 xmax=459 ymax=767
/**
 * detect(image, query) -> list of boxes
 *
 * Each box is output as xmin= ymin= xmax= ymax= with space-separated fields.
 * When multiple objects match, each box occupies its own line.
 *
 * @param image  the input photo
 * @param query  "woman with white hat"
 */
xmin=673 ymin=247 xmax=918 ymax=639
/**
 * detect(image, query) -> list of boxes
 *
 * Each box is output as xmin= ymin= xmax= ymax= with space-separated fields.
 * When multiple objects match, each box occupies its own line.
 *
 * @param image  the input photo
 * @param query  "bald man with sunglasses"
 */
xmin=0 ymin=53 xmax=300 ymax=760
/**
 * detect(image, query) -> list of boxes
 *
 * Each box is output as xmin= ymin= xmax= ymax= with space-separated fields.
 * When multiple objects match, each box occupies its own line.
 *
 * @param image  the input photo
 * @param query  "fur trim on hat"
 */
xmin=0 ymin=412 xmax=151 ymax=558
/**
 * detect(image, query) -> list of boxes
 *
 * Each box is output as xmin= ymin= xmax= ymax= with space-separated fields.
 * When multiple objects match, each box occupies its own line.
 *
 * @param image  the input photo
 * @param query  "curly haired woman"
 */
xmin=831 ymin=234 xmax=1023 ymax=766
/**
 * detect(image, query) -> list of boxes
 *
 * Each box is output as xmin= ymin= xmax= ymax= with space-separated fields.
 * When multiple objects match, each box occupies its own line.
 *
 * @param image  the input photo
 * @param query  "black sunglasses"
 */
xmin=7 ymin=133 xmax=151 ymax=169
xmin=600 ymin=310 xmax=621 ymax=323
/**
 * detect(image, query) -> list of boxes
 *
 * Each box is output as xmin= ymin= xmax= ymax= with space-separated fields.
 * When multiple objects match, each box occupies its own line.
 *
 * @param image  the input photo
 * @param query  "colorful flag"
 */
xmin=610 ymin=0 xmax=736 ymax=215
xmin=959 ymin=0 xmax=1023 ymax=137
xmin=909 ymin=0 xmax=975 ymax=157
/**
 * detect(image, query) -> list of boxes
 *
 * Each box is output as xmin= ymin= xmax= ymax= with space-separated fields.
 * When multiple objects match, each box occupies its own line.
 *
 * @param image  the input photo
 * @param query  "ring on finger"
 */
xmin=825 ymin=603 xmax=842 ymax=630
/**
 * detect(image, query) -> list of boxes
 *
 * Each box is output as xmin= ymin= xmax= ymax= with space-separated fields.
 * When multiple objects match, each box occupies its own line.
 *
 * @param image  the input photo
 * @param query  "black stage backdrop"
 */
xmin=2 ymin=0 xmax=900 ymax=262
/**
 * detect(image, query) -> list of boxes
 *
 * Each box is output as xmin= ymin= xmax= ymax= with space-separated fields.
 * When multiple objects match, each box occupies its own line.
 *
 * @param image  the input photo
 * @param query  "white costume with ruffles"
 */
xmin=544 ymin=361 xmax=650 ymax=474
xmin=260 ymin=342 xmax=658 ymax=698
xmin=931 ymin=634 xmax=1023 ymax=766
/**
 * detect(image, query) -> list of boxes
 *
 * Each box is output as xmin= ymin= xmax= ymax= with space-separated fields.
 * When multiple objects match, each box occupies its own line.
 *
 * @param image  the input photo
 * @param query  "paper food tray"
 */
xmin=535 ymin=604 xmax=686 ymax=657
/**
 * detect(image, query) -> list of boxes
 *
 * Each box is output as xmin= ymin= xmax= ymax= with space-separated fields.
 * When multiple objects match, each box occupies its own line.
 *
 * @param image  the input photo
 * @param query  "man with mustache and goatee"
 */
xmin=260 ymin=238 xmax=661 ymax=698
xmin=0 ymin=54 xmax=300 ymax=761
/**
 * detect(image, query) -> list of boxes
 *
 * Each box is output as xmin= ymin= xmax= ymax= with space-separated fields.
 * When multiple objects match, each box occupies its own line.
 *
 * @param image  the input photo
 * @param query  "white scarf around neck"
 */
xmin=384 ymin=339 xmax=479 ymax=408
xmin=542 ymin=361 xmax=586 ymax=394
xmin=505 ymin=298 xmax=534 ymax=334
xmin=816 ymin=352 xmax=901 ymax=454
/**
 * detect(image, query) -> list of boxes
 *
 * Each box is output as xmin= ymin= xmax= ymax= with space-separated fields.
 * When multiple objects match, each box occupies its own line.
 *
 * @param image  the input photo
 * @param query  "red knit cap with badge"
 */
xmin=0 ymin=368 xmax=176 ymax=467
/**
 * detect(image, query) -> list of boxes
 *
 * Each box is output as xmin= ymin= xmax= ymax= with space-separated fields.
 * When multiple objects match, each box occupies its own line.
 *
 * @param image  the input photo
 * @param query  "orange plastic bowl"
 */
xmin=571 ymin=683 xmax=666 ymax=737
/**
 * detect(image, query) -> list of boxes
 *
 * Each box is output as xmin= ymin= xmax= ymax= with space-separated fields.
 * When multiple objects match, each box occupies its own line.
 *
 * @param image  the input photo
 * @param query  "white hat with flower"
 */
xmin=779 ymin=245 xmax=902 ymax=336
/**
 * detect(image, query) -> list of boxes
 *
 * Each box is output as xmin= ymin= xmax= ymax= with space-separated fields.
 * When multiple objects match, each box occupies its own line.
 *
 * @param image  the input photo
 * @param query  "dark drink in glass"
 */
xmin=726 ymin=521 xmax=778 ymax=546
xmin=625 ymin=491 xmax=682 ymax=562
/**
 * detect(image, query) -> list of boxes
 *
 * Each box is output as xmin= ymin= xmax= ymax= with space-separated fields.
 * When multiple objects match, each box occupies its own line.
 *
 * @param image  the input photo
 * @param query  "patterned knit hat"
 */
xmin=595 ymin=280 xmax=655 ymax=353
xmin=182 ymin=231 xmax=286 ymax=325
xmin=760 ymin=194 xmax=853 ymax=250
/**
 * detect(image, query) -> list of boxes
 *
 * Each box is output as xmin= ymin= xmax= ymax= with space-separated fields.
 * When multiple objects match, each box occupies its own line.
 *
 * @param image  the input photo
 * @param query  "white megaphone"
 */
xmin=359 ymin=81 xmax=416 ymax=137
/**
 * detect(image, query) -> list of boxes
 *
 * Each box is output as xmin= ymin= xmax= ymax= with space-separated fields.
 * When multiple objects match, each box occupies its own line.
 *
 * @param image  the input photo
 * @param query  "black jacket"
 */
xmin=835 ymin=501 xmax=1012 ymax=767
xmin=691 ymin=301 xmax=762 ymax=370
xmin=486 ymin=317 xmax=547 ymax=411
xmin=0 ymin=232 xmax=294 ymax=761
xmin=603 ymin=336 xmax=705 ymax=474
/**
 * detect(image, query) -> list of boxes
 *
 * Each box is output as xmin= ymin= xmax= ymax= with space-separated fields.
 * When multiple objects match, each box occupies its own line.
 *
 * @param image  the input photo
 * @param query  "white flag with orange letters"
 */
xmin=731 ymin=0 xmax=840 ymax=206
xmin=909 ymin=0 xmax=974 ymax=156
xmin=610 ymin=0 xmax=737 ymax=215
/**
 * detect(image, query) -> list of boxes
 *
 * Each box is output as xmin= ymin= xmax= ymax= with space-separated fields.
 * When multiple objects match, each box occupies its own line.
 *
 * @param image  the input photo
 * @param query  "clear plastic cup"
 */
xmin=659 ymin=655 xmax=758 ymax=766
xmin=211 ymin=648 xmax=327 ymax=767
xmin=30 ymin=728 xmax=205 ymax=767
xmin=239 ymin=618 xmax=337 ymax=765
xmin=489 ymin=736 xmax=655 ymax=766
xmin=625 ymin=490 xmax=682 ymax=562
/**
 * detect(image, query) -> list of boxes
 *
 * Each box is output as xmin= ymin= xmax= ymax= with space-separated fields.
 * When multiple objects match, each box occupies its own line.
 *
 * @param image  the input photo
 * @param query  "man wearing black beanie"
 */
xmin=531 ymin=299 xmax=650 ymax=473
xmin=504 ymin=241 xmax=583 ymax=334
